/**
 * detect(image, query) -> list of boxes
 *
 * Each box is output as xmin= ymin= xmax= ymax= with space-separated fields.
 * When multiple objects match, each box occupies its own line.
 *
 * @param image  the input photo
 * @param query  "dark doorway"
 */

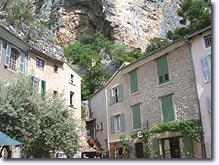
xmin=135 ymin=142 xmax=143 ymax=158
xmin=161 ymin=137 xmax=181 ymax=158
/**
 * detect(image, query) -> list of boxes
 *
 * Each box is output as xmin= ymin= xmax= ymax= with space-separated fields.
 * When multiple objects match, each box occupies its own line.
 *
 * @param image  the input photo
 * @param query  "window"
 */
xmin=204 ymin=35 xmax=211 ymax=48
xmin=69 ymin=74 xmax=74 ymax=84
xmin=31 ymin=76 xmax=46 ymax=97
xmin=131 ymin=104 xmax=141 ymax=130
xmin=36 ymin=57 xmax=44 ymax=70
xmin=110 ymin=113 xmax=125 ymax=133
xmin=130 ymin=70 xmax=138 ymax=93
xmin=206 ymin=96 xmax=211 ymax=113
xmin=0 ymin=40 xmax=3 ymax=63
xmin=9 ymin=49 xmax=19 ymax=71
xmin=54 ymin=64 xmax=58 ymax=72
xmin=110 ymin=85 xmax=123 ymax=105
xmin=156 ymin=55 xmax=170 ymax=84
xmin=70 ymin=91 xmax=74 ymax=107
xmin=41 ymin=80 xmax=46 ymax=97
xmin=200 ymin=55 xmax=211 ymax=83
xmin=161 ymin=95 xmax=174 ymax=122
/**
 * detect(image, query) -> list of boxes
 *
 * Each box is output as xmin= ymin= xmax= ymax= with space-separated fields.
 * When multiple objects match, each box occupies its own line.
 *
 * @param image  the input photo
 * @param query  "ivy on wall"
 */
xmin=120 ymin=120 xmax=202 ymax=158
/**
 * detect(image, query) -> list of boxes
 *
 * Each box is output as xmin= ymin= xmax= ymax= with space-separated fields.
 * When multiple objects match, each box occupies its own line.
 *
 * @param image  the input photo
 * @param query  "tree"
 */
xmin=64 ymin=32 xmax=143 ymax=100
xmin=0 ymin=76 xmax=80 ymax=158
xmin=145 ymin=37 xmax=169 ymax=54
xmin=167 ymin=0 xmax=211 ymax=40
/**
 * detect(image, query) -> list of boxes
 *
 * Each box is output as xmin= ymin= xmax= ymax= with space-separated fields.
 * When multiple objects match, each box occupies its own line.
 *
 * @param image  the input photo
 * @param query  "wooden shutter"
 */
xmin=19 ymin=52 xmax=26 ymax=73
xmin=4 ymin=44 xmax=11 ymax=67
xmin=156 ymin=56 xmax=169 ymax=84
xmin=120 ymin=113 xmax=125 ymax=132
xmin=130 ymin=70 xmax=138 ymax=93
xmin=206 ymin=96 xmax=211 ymax=113
xmin=132 ymin=105 xmax=141 ymax=129
xmin=161 ymin=95 xmax=174 ymax=122
xmin=182 ymin=135 xmax=193 ymax=158
xmin=152 ymin=138 xmax=160 ymax=158
xmin=118 ymin=84 xmax=123 ymax=102
xmin=41 ymin=80 xmax=46 ymax=97
xmin=109 ymin=88 xmax=113 ymax=105
xmin=110 ymin=116 xmax=114 ymax=134
xmin=201 ymin=55 xmax=211 ymax=83
xmin=0 ymin=40 xmax=3 ymax=63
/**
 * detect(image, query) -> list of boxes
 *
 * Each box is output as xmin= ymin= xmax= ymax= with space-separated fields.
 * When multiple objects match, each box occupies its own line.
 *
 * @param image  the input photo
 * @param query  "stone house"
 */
xmin=188 ymin=26 xmax=211 ymax=158
xmin=104 ymin=38 xmax=203 ymax=158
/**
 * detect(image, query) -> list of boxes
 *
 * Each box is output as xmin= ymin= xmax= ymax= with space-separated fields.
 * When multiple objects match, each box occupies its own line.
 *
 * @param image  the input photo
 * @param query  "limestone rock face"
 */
xmin=102 ymin=0 xmax=182 ymax=51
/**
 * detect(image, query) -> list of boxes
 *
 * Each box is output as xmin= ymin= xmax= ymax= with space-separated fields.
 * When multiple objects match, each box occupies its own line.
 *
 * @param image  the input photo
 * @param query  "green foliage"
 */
xmin=0 ymin=75 xmax=80 ymax=158
xmin=145 ymin=37 xmax=169 ymax=54
xmin=167 ymin=0 xmax=211 ymax=40
xmin=64 ymin=32 xmax=143 ymax=100
xmin=119 ymin=135 xmax=133 ymax=158
xmin=149 ymin=120 xmax=202 ymax=142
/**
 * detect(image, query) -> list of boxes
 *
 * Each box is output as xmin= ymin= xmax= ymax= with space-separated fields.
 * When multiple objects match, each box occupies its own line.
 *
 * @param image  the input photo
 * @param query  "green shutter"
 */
xmin=109 ymin=88 xmax=113 ymax=105
xmin=182 ymin=135 xmax=194 ymax=158
xmin=152 ymin=138 xmax=160 ymax=158
xmin=41 ymin=80 xmax=46 ymax=97
xmin=120 ymin=113 xmax=125 ymax=132
xmin=118 ymin=84 xmax=123 ymax=102
xmin=161 ymin=95 xmax=174 ymax=122
xmin=0 ymin=40 xmax=3 ymax=63
xmin=4 ymin=44 xmax=11 ymax=67
xmin=110 ymin=116 xmax=114 ymax=134
xmin=132 ymin=105 xmax=141 ymax=129
xmin=130 ymin=70 xmax=138 ymax=93
xmin=156 ymin=56 xmax=169 ymax=84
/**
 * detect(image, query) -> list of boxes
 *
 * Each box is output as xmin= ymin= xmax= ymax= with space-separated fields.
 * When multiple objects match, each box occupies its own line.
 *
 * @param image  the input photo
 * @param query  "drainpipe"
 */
xmin=183 ymin=38 xmax=206 ymax=158
xmin=105 ymin=88 xmax=110 ymax=157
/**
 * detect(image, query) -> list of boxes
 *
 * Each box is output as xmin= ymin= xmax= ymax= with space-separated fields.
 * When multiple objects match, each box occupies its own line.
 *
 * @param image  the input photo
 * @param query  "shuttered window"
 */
xmin=4 ymin=44 xmax=11 ymax=68
xmin=200 ymin=55 xmax=211 ymax=83
xmin=41 ymin=80 xmax=46 ymax=97
xmin=156 ymin=55 xmax=170 ymax=84
xmin=19 ymin=52 xmax=26 ymax=73
xmin=110 ymin=113 xmax=125 ymax=133
xmin=130 ymin=70 xmax=138 ymax=93
xmin=161 ymin=95 xmax=174 ymax=122
xmin=204 ymin=35 xmax=211 ymax=48
xmin=0 ymin=40 xmax=3 ymax=63
xmin=109 ymin=84 xmax=123 ymax=105
xmin=131 ymin=104 xmax=141 ymax=129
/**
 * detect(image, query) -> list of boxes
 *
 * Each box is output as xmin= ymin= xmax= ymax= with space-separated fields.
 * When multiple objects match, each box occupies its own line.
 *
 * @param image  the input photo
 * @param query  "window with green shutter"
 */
xmin=130 ymin=70 xmax=138 ymax=93
xmin=41 ymin=80 xmax=46 ymax=97
xmin=0 ymin=40 xmax=3 ymax=63
xmin=110 ymin=84 xmax=123 ymax=105
xmin=131 ymin=104 xmax=141 ymax=129
xmin=110 ymin=113 xmax=125 ymax=133
xmin=156 ymin=55 xmax=170 ymax=84
xmin=161 ymin=95 xmax=174 ymax=122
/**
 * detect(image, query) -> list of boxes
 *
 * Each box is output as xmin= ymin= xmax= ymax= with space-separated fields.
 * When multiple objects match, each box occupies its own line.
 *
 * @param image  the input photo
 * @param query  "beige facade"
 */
xmin=0 ymin=25 xmax=82 ymax=157
xmin=189 ymin=27 xmax=211 ymax=158
xmin=27 ymin=48 xmax=82 ymax=119
xmin=104 ymin=40 xmax=202 ymax=158
xmin=0 ymin=26 xmax=29 ymax=81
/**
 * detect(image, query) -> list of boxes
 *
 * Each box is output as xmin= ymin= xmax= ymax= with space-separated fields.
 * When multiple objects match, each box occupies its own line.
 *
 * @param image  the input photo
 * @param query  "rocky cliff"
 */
xmin=0 ymin=0 xmax=183 ymax=58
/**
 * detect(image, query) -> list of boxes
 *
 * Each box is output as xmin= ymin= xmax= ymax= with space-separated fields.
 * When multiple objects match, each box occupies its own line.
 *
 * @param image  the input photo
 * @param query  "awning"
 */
xmin=0 ymin=131 xmax=22 ymax=146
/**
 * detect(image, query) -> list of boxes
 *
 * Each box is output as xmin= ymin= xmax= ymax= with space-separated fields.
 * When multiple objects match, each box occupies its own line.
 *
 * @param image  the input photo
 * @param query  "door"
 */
xmin=161 ymin=137 xmax=181 ymax=158
xmin=135 ymin=142 xmax=144 ymax=158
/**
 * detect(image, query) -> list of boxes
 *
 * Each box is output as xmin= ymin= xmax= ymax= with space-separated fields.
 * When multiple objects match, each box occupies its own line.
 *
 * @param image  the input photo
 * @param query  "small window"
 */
xmin=110 ymin=85 xmax=123 ymax=105
xmin=70 ymin=91 xmax=74 ymax=107
xmin=114 ymin=115 xmax=121 ymax=132
xmin=36 ymin=57 xmax=44 ymax=70
xmin=206 ymin=96 xmax=211 ymax=113
xmin=156 ymin=55 xmax=170 ymax=85
xmin=54 ymin=64 xmax=58 ymax=72
xmin=69 ymin=74 xmax=74 ymax=84
xmin=53 ymin=90 xmax=57 ymax=96
xmin=204 ymin=35 xmax=211 ymax=48
xmin=200 ymin=55 xmax=211 ymax=83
